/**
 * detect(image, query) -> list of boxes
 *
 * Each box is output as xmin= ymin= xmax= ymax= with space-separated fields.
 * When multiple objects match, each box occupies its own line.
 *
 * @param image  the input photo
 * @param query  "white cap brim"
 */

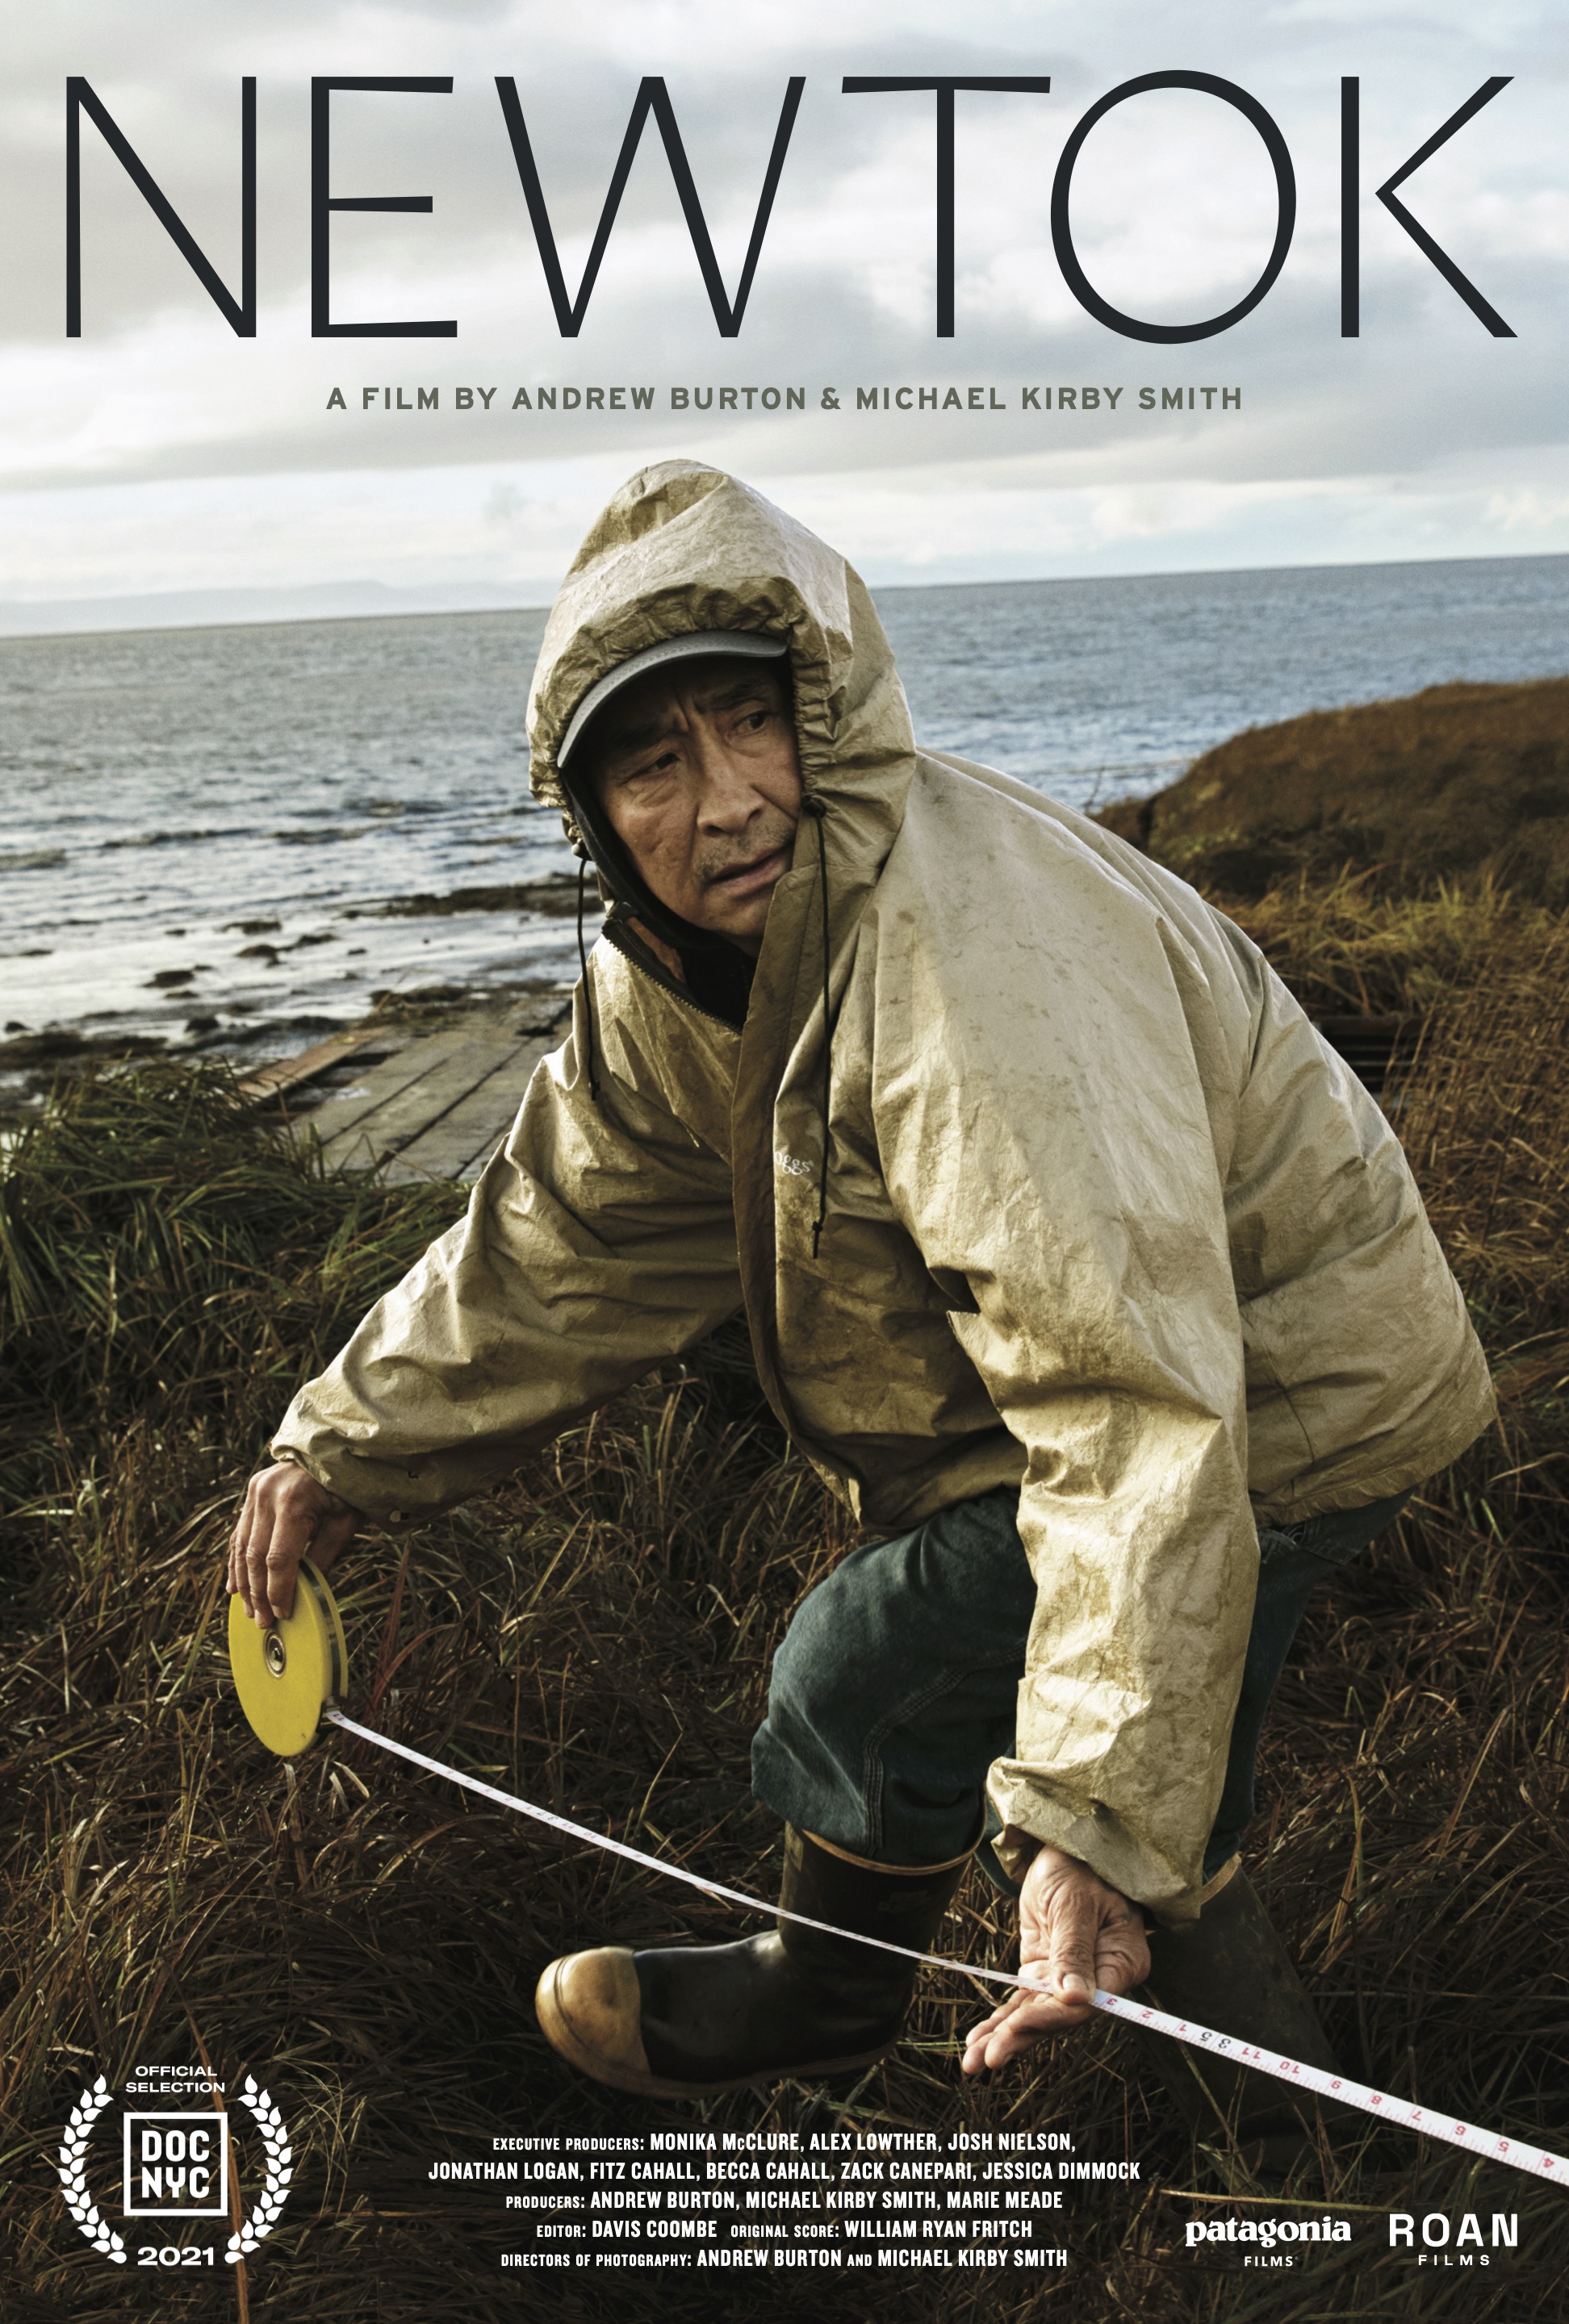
xmin=557 ymin=630 xmax=789 ymax=772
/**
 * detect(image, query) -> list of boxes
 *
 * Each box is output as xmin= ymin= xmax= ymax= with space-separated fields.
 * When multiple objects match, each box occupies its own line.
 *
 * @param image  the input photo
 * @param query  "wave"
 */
xmin=100 ymin=827 xmax=243 ymax=850
xmin=273 ymin=826 xmax=372 ymax=846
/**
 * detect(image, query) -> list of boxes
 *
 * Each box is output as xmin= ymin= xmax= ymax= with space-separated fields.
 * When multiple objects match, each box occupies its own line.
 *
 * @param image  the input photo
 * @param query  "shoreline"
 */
xmin=0 ymin=875 xmax=588 ymax=1127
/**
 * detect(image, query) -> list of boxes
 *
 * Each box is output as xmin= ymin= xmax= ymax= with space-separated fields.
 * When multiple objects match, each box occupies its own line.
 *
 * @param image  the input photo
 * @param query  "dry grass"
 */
xmin=1226 ymin=871 xmax=1551 ymax=1019
xmin=1095 ymin=676 xmax=1569 ymax=904
xmin=3 ymin=894 xmax=1569 ymax=2322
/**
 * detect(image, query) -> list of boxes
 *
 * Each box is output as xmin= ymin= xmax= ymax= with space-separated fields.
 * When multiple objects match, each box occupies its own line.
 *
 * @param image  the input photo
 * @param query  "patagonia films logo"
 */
xmin=58 ymin=2068 xmax=292 ymax=2266
xmin=1185 ymin=2213 xmax=1354 ymax=2256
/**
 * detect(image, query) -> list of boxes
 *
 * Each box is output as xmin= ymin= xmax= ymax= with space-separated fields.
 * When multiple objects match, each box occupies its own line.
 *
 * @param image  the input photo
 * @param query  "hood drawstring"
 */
xmin=575 ymin=846 xmax=601 ymax=1106
xmin=575 ymin=804 xmax=828 ymax=1212
xmin=801 ymin=795 xmax=831 ymax=1257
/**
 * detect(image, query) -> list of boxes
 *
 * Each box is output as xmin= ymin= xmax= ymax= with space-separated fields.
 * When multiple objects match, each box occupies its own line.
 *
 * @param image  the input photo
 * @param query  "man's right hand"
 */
xmin=228 ymin=1465 xmax=362 ymax=1628
xmin=961 ymin=1841 xmax=1150 ymax=2074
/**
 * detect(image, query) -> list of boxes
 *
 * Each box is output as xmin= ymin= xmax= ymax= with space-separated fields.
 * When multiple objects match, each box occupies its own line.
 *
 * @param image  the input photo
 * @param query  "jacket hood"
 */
xmin=526 ymin=466 xmax=917 ymax=939
xmin=282 ymin=457 xmax=1496 ymax=1921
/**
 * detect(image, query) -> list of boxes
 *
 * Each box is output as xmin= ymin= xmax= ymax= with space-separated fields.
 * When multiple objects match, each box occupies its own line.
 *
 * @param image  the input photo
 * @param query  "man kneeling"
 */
xmin=232 ymin=465 xmax=1492 ymax=2153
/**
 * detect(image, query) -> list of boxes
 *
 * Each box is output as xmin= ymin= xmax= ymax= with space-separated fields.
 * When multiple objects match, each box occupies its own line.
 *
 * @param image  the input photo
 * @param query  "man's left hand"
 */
xmin=962 ymin=1842 xmax=1150 ymax=2073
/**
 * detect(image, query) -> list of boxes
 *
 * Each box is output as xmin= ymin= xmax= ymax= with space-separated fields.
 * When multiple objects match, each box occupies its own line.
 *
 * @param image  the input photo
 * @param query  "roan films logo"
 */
xmin=58 ymin=2069 xmax=292 ymax=2268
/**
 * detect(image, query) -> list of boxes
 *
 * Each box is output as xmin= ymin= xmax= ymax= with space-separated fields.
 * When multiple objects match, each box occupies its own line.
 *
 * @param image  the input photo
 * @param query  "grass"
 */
xmin=1227 ymin=871 xmax=1554 ymax=1019
xmin=3 ymin=880 xmax=1569 ymax=2322
xmin=1095 ymin=677 xmax=1569 ymax=905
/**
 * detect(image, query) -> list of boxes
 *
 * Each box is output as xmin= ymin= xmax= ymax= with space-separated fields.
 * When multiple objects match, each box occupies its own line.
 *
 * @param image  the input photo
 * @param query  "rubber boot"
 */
xmin=535 ymin=1825 xmax=972 ymax=2099
xmin=1132 ymin=1866 xmax=1350 ymax=2180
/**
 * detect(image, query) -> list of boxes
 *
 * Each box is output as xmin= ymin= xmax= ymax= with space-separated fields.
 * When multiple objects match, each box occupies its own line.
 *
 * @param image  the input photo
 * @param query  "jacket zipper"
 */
xmin=596 ymin=915 xmax=743 ymax=1032
xmin=600 ymin=917 xmax=857 ymax=1497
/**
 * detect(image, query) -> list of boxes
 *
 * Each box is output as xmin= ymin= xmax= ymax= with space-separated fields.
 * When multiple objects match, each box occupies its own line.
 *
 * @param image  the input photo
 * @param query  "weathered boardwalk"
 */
xmin=245 ymin=1003 xmax=1407 ymax=1185
xmin=247 ymin=1005 xmax=571 ymax=1182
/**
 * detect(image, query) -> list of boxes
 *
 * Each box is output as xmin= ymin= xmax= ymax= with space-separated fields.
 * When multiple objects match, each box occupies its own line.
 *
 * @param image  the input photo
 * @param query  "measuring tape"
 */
xmin=228 ymin=1568 xmax=1568 ymax=2189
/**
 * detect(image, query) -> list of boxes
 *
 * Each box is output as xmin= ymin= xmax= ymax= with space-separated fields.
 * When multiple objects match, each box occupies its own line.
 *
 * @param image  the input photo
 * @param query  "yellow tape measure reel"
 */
xmin=228 ymin=1558 xmax=349 ymax=1756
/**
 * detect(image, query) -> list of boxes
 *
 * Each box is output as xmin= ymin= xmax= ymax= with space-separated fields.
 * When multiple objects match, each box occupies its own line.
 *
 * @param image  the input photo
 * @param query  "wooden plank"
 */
xmin=1309 ymin=1013 xmax=1414 ymax=1097
xmin=240 ymin=1026 xmax=389 ymax=1101
xmin=317 ymin=1032 xmax=524 ymax=1171
xmin=302 ymin=1030 xmax=471 ymax=1150
xmin=383 ymin=1032 xmax=557 ymax=1183
xmin=362 ymin=1035 xmax=531 ymax=1177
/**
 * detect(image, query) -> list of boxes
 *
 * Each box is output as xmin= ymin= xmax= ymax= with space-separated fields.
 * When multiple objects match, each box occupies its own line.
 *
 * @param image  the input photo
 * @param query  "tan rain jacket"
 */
xmin=273 ymin=462 xmax=1494 ymax=1921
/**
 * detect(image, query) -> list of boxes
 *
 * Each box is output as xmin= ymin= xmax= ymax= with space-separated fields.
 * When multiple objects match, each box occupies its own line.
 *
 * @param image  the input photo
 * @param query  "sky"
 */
xmin=1 ymin=0 xmax=1565 ymax=626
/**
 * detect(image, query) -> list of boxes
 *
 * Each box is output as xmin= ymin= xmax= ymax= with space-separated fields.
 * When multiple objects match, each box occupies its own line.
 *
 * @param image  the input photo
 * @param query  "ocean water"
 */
xmin=2 ymin=553 xmax=1566 ymax=1067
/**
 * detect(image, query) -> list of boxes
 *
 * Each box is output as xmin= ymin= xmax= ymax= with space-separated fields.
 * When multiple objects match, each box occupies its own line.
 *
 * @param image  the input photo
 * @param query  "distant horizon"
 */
xmin=2 ymin=543 xmax=1567 ymax=644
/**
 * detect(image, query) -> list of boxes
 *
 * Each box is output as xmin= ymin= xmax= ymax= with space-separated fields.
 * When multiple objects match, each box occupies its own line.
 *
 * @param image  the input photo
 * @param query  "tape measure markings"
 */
xmin=322 ymin=1707 xmax=1568 ymax=2190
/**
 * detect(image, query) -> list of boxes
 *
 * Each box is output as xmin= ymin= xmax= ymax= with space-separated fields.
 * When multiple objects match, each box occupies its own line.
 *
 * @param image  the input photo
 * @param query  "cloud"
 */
xmin=1 ymin=0 xmax=1563 ymax=600
xmin=6 ymin=438 xmax=1569 ymax=634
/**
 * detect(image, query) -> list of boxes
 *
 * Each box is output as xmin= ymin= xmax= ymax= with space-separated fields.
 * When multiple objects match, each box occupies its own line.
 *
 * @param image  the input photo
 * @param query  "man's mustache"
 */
xmin=696 ymin=810 xmax=799 ymax=890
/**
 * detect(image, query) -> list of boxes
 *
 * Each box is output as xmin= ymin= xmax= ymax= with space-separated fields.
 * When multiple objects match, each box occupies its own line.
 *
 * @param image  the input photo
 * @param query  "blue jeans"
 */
xmin=751 ymin=1484 xmax=1411 ymax=1887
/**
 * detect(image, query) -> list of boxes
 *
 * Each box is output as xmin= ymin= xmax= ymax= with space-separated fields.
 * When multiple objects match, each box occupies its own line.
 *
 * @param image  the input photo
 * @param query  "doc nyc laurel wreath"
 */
xmin=58 ymin=2073 xmax=292 ymax=2265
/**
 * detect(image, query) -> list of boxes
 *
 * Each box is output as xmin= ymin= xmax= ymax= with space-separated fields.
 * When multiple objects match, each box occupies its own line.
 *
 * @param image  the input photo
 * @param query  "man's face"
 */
xmin=586 ymin=657 xmax=801 ymax=958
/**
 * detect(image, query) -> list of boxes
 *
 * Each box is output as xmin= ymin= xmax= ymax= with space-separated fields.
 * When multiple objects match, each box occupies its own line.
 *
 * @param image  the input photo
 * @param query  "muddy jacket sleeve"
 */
xmin=269 ymin=987 xmax=743 ymax=1524
xmin=860 ymin=808 xmax=1270 ymax=1922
